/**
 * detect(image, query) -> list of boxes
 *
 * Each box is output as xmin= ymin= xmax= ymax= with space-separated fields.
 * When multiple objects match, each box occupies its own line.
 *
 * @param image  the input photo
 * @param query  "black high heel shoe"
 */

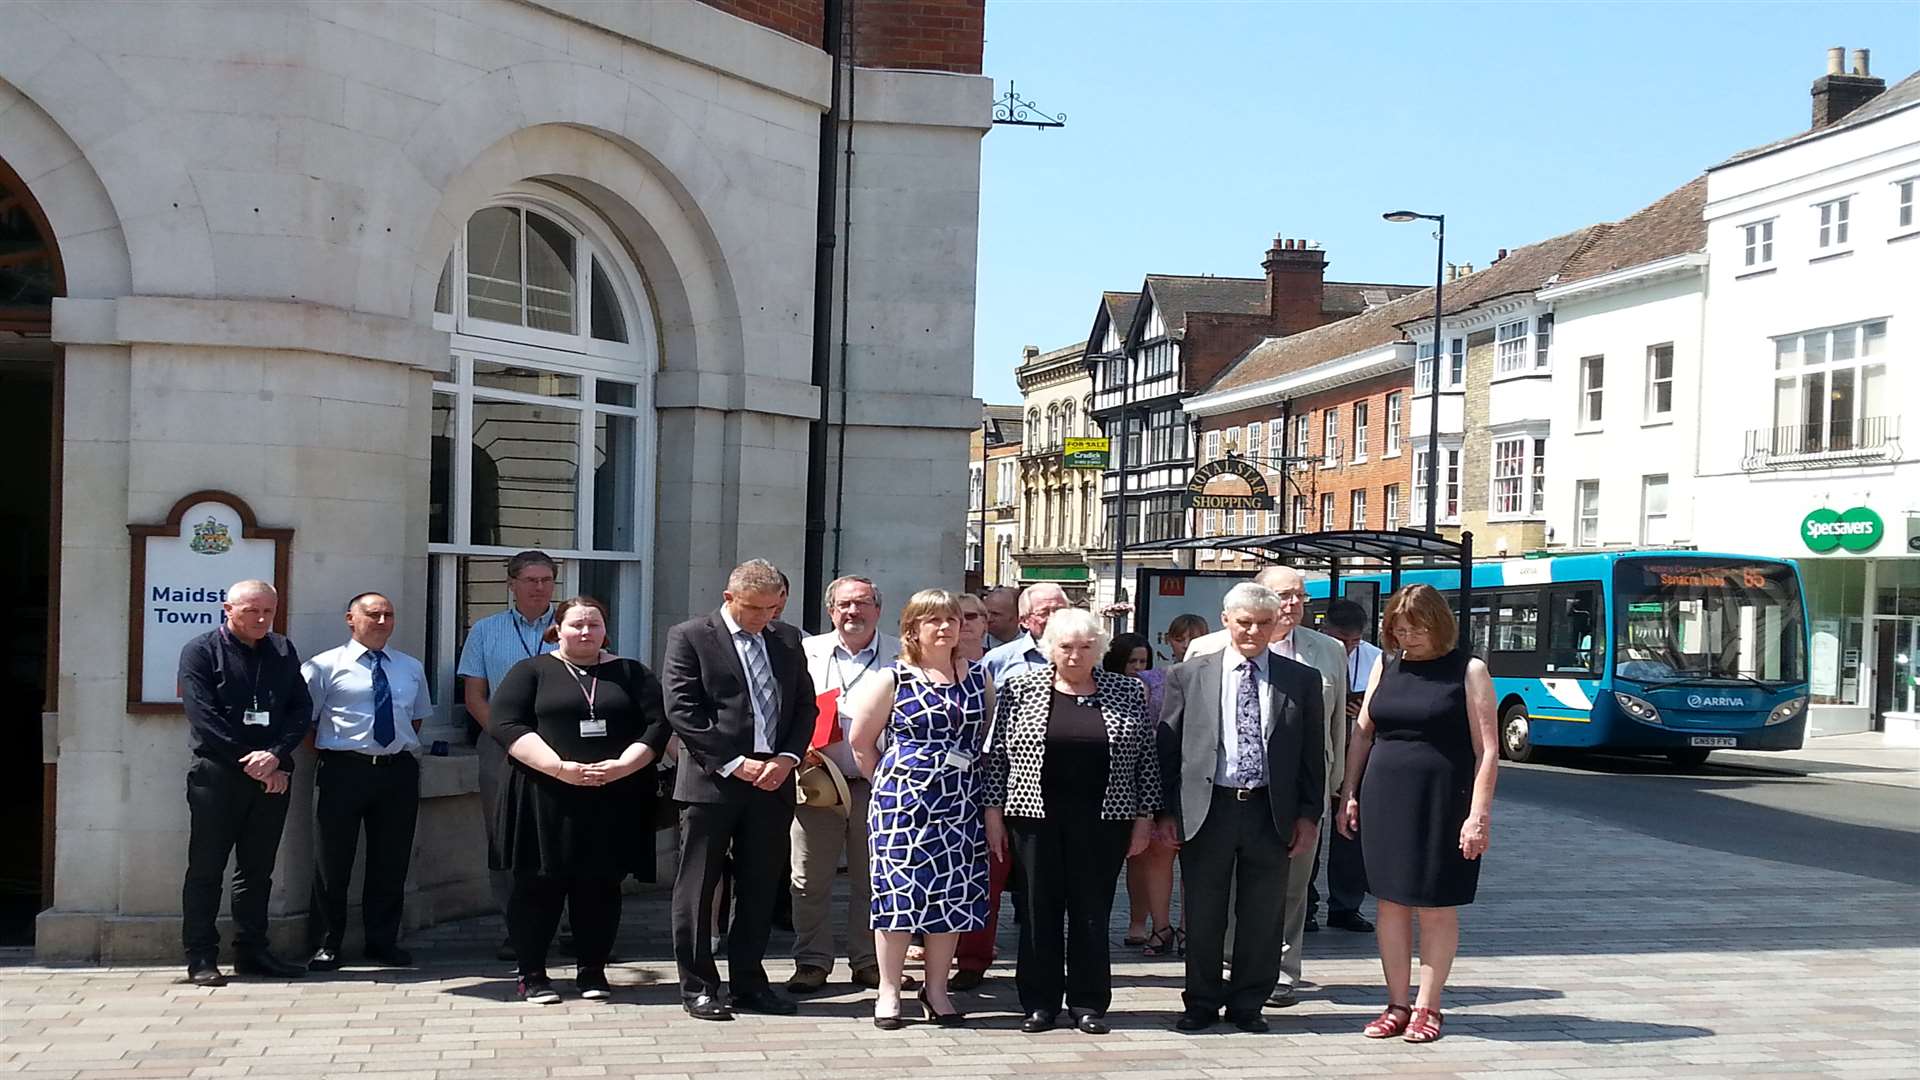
xmin=916 ymin=986 xmax=966 ymax=1027
xmin=872 ymin=1011 xmax=905 ymax=1031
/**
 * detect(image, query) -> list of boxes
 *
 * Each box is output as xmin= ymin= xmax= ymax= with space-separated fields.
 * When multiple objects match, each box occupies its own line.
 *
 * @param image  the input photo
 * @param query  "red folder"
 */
xmin=811 ymin=688 xmax=842 ymax=749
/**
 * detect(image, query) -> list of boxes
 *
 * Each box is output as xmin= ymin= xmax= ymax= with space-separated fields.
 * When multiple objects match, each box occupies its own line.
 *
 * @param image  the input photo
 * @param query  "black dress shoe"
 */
xmin=1019 ymin=1009 xmax=1057 ymax=1033
xmin=683 ymin=994 xmax=734 ymax=1021
xmin=1230 ymin=1012 xmax=1270 ymax=1034
xmin=1072 ymin=1011 xmax=1110 ymax=1035
xmin=186 ymin=960 xmax=227 ymax=987
xmin=1266 ymin=984 xmax=1298 ymax=1008
xmin=1174 ymin=1011 xmax=1216 ymax=1032
xmin=1327 ymin=911 xmax=1375 ymax=933
xmin=306 ymin=948 xmax=342 ymax=972
xmin=729 ymin=988 xmax=798 ymax=1016
xmin=362 ymin=945 xmax=413 ymax=968
xmin=872 ymin=1013 xmax=906 ymax=1031
xmin=233 ymin=949 xmax=308 ymax=978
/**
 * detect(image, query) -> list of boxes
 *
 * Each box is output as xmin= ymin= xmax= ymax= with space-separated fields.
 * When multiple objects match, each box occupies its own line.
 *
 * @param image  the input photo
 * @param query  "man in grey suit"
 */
xmin=1185 ymin=564 xmax=1348 ymax=1006
xmin=1156 ymin=582 xmax=1325 ymax=1033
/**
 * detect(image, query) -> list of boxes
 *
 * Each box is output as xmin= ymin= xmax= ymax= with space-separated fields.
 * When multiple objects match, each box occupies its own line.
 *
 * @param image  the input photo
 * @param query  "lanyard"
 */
xmin=832 ymin=648 xmax=878 ymax=695
xmin=556 ymin=656 xmax=599 ymax=721
xmin=223 ymin=627 xmax=269 ymax=711
xmin=511 ymin=610 xmax=550 ymax=659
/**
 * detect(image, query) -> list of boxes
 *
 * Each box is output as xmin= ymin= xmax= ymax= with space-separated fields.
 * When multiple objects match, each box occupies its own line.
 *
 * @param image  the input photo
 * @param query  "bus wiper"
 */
xmin=1644 ymin=673 xmax=1779 ymax=691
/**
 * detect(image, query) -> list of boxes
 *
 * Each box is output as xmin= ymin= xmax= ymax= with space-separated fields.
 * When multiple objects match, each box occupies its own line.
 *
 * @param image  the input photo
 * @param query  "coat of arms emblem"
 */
xmin=189 ymin=517 xmax=232 ymax=555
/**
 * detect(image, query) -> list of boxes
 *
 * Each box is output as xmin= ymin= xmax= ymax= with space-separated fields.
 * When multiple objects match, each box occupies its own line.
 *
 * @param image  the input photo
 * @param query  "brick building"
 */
xmin=967 ymin=404 xmax=1025 ymax=592
xmin=0 ymin=0 xmax=989 ymax=958
xmin=1083 ymin=236 xmax=1418 ymax=607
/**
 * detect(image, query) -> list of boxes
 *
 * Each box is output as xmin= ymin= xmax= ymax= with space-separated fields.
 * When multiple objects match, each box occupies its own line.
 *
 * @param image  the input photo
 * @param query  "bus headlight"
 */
xmin=1614 ymin=691 xmax=1662 ymax=725
xmin=1766 ymin=696 xmax=1808 ymax=726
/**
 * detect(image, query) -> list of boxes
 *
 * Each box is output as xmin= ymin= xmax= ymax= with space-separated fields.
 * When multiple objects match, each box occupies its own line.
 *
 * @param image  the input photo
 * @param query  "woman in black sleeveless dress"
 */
xmin=1337 ymin=584 xmax=1498 ymax=1045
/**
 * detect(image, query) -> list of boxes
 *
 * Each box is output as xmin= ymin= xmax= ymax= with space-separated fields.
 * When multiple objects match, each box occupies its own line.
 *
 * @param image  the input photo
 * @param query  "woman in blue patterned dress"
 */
xmin=847 ymin=589 xmax=992 ymax=1030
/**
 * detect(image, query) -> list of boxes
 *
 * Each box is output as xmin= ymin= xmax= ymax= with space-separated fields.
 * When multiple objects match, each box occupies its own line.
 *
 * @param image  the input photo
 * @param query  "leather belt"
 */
xmin=320 ymin=749 xmax=415 ymax=766
xmin=1215 ymin=784 xmax=1269 ymax=802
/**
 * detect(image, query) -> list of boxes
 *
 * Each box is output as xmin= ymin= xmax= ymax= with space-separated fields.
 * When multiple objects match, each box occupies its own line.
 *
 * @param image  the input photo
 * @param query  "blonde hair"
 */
xmin=898 ymin=588 xmax=962 ymax=664
xmin=1381 ymin=583 xmax=1458 ymax=656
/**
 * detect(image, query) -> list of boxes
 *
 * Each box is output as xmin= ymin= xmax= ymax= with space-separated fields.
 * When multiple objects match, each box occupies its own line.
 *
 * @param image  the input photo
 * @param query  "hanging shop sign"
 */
xmin=127 ymin=491 xmax=293 ymax=712
xmin=1800 ymin=506 xmax=1882 ymax=554
xmin=1063 ymin=437 xmax=1110 ymax=469
xmin=1183 ymin=453 xmax=1274 ymax=511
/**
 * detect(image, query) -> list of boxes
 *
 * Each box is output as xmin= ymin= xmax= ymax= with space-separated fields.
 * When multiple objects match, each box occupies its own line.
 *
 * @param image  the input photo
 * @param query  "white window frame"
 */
xmin=968 ymin=462 xmax=984 ymax=511
xmin=1534 ymin=313 xmax=1553 ymax=368
xmin=1898 ymin=178 xmax=1916 ymax=231
xmin=1293 ymin=414 xmax=1311 ymax=460
xmin=1351 ymin=401 xmax=1369 ymax=462
xmin=1202 ymin=508 xmax=1218 ymax=536
xmin=1291 ymin=494 xmax=1310 ymax=533
xmin=429 ymin=189 xmax=657 ymax=739
xmin=1815 ymin=196 xmax=1851 ymax=251
xmin=1575 ymin=480 xmax=1601 ymax=548
xmin=1319 ymin=491 xmax=1336 ymax=532
xmin=1491 ymin=436 xmax=1527 ymax=517
xmin=1350 ymin=488 xmax=1367 ymax=530
xmin=1644 ymin=342 xmax=1674 ymax=421
xmin=1266 ymin=419 xmax=1284 ymax=463
xmin=1384 ymin=483 xmax=1401 ymax=530
xmin=1412 ymin=441 xmax=1463 ymax=526
xmin=1579 ymin=355 xmax=1605 ymax=430
xmin=1641 ymin=474 xmax=1670 ymax=546
xmin=1321 ymin=407 xmax=1340 ymax=466
xmin=1495 ymin=319 xmax=1529 ymax=374
xmin=1385 ymin=392 xmax=1403 ymax=456
xmin=1770 ymin=319 xmax=1890 ymax=455
xmin=1742 ymin=219 xmax=1775 ymax=268
xmin=1415 ymin=341 xmax=1436 ymax=394
xmin=1448 ymin=338 xmax=1466 ymax=388
xmin=1204 ymin=429 xmax=1221 ymax=463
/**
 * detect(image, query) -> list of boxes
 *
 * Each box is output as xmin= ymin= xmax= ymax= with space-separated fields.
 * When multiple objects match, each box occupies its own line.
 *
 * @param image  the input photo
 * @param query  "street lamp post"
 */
xmin=1383 ymin=210 xmax=1445 ymax=533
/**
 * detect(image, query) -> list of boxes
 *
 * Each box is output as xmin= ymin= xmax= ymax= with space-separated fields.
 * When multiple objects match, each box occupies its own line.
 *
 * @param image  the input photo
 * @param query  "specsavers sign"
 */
xmin=128 ymin=492 xmax=291 ymax=711
xmin=1801 ymin=506 xmax=1882 ymax=554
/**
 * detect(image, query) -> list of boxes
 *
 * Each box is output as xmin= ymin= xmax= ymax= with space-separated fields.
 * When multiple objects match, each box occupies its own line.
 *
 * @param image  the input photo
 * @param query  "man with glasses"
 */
xmin=456 ymin=550 xmax=559 ymax=961
xmin=786 ymin=576 xmax=898 ymax=993
xmin=1185 ymin=565 xmax=1347 ymax=1009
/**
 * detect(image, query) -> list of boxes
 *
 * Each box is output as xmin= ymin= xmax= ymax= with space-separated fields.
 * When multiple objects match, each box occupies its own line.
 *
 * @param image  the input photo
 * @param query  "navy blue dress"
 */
xmin=868 ymin=662 xmax=991 ymax=933
xmin=1359 ymin=649 xmax=1481 ymax=907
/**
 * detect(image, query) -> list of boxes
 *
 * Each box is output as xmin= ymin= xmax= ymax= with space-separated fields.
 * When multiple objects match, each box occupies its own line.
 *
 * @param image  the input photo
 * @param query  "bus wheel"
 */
xmin=1500 ymin=705 xmax=1536 ymax=763
xmin=1666 ymin=748 xmax=1712 ymax=769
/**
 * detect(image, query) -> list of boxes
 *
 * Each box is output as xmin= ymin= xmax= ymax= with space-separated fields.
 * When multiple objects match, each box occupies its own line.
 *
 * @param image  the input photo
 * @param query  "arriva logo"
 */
xmin=1686 ymin=693 xmax=1746 ymax=709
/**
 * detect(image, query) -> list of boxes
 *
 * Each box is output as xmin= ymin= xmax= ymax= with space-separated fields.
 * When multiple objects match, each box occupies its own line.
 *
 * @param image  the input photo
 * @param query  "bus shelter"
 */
xmin=1127 ymin=528 xmax=1477 ymax=641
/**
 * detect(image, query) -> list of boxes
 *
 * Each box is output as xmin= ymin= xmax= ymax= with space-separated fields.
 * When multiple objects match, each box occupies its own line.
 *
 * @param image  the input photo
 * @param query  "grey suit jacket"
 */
xmin=1156 ymin=648 xmax=1326 ymax=842
xmin=1187 ymin=623 xmax=1349 ymax=802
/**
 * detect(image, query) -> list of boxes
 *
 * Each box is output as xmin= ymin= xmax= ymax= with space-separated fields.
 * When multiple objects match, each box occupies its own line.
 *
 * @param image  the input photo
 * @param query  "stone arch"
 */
xmin=0 ymin=75 xmax=132 ymax=300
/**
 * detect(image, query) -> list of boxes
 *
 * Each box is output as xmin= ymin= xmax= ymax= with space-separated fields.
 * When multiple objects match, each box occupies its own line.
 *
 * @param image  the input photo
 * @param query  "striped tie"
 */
xmin=738 ymin=630 xmax=779 ymax=747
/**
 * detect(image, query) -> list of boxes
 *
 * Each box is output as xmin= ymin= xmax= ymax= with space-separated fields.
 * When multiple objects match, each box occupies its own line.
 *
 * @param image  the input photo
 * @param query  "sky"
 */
xmin=970 ymin=0 xmax=1920 ymax=403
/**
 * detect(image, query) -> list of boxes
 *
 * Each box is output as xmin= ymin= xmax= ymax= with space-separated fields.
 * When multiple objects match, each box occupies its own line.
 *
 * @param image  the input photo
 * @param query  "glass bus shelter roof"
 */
xmin=1126 ymin=528 xmax=1469 ymax=571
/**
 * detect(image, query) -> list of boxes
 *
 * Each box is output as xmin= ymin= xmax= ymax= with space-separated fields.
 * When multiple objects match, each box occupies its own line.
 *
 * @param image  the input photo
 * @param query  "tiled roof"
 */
xmin=1557 ymin=177 xmax=1707 ymax=283
xmin=1717 ymin=69 xmax=1920 ymax=167
xmin=1101 ymin=291 xmax=1140 ymax=347
xmin=1142 ymin=275 xmax=1267 ymax=335
xmin=1326 ymin=281 xmax=1425 ymax=314
xmin=1206 ymin=225 xmax=1607 ymax=394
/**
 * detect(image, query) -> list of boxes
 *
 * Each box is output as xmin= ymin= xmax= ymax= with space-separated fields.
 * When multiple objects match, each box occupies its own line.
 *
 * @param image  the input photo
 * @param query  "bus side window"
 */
xmin=1547 ymin=587 xmax=1600 ymax=673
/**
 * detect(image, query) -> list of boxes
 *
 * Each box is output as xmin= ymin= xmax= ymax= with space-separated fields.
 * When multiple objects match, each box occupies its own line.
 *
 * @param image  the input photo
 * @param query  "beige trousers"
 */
xmin=788 ymin=779 xmax=876 ymax=973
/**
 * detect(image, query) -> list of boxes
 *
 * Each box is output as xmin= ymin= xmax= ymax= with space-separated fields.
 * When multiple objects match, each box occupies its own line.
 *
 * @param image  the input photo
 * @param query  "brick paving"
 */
xmin=3 ymin=789 xmax=1915 ymax=1080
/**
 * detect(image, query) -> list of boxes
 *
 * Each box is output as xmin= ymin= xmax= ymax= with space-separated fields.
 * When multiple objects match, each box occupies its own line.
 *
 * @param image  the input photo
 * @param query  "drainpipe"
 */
xmin=803 ymin=0 xmax=846 ymax=635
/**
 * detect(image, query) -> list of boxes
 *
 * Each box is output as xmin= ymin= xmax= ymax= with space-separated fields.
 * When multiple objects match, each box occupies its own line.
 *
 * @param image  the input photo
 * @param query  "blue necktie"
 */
xmin=1233 ymin=659 xmax=1266 ymax=787
xmin=737 ymin=630 xmax=780 ymax=748
xmin=369 ymin=650 xmax=395 ymax=748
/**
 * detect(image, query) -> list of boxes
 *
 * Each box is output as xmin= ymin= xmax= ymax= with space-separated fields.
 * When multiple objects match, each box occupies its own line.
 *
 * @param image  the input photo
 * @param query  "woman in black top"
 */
xmin=1337 ymin=584 xmax=1498 ymax=1045
xmin=491 ymin=596 xmax=669 ymax=1005
xmin=984 ymin=609 xmax=1158 ymax=1036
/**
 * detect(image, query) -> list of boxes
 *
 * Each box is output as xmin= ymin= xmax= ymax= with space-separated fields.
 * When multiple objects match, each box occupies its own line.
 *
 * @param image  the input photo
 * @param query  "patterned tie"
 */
xmin=369 ymin=649 xmax=395 ymax=748
xmin=1234 ymin=659 xmax=1266 ymax=787
xmin=737 ymin=630 xmax=780 ymax=747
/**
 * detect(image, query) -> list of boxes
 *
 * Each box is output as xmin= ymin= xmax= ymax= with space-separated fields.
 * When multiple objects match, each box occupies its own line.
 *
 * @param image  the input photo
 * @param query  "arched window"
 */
xmin=1027 ymin=408 xmax=1040 ymax=446
xmin=1047 ymin=405 xmax=1061 ymax=449
xmin=1061 ymin=400 xmax=1075 ymax=443
xmin=427 ymin=187 xmax=657 ymax=731
xmin=1082 ymin=396 xmax=1095 ymax=436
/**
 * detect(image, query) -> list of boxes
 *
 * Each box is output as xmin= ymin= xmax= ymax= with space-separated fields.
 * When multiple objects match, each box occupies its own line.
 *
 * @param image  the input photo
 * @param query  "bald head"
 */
xmin=223 ymin=580 xmax=277 ymax=644
xmin=1253 ymin=566 xmax=1307 ymax=639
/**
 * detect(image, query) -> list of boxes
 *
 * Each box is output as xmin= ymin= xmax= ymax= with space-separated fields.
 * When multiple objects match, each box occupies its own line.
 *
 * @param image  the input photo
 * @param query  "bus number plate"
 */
xmin=1689 ymin=737 xmax=1737 ymax=748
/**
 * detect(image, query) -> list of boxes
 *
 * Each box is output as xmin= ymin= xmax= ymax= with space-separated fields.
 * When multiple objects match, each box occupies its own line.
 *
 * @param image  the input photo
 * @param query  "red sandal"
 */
xmin=1363 ymin=1004 xmax=1411 ymax=1038
xmin=1404 ymin=1007 xmax=1444 ymax=1043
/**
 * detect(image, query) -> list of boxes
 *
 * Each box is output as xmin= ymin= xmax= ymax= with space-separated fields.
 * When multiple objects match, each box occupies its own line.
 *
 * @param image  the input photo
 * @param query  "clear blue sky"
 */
xmin=971 ymin=0 xmax=1920 ymax=403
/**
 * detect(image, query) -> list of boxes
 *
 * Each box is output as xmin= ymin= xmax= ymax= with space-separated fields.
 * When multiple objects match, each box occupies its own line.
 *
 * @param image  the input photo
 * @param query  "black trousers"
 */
xmin=671 ymin=788 xmax=793 ymax=999
xmin=182 ymin=757 xmax=291 ymax=962
xmin=309 ymin=751 xmax=420 ymax=952
xmin=510 ymin=873 xmax=622 ymax=979
xmin=1178 ymin=786 xmax=1292 ymax=1019
xmin=1308 ymin=813 xmax=1367 ymax=918
xmin=1008 ymin=810 xmax=1132 ymax=1016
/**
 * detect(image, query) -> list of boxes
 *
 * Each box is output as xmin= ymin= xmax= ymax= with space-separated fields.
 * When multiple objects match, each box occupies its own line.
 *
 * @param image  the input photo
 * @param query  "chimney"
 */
xmin=1021 ymin=344 xmax=1040 ymax=362
xmin=1495 ymin=248 xmax=1509 ymax=262
xmin=1262 ymin=234 xmax=1328 ymax=334
xmin=1811 ymin=44 xmax=1885 ymax=129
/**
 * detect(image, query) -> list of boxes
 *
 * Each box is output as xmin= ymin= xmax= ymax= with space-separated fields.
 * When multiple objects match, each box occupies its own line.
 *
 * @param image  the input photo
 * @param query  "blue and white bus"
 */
xmin=1301 ymin=551 xmax=1811 ymax=767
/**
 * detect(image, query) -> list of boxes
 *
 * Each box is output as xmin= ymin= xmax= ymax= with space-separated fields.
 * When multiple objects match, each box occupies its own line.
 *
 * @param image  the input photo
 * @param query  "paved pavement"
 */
xmin=1717 ymin=732 xmax=1920 ymax=790
xmin=4 ymin=768 xmax=1916 ymax=1080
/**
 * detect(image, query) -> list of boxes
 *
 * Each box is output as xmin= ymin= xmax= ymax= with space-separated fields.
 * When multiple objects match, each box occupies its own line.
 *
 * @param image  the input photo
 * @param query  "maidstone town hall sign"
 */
xmin=1183 ymin=452 xmax=1275 ymax=512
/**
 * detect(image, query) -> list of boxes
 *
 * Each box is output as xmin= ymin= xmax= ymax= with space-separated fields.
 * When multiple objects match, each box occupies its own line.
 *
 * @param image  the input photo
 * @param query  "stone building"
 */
xmin=1012 ymin=342 xmax=1098 ymax=601
xmin=1 ymin=0 xmax=989 ymax=958
xmin=966 ymin=404 xmax=1024 ymax=591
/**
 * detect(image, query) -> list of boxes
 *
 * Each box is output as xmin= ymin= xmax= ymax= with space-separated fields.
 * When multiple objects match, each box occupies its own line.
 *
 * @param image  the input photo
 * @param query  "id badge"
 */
xmin=579 ymin=716 xmax=608 ymax=738
xmin=942 ymin=749 xmax=973 ymax=772
xmin=242 ymin=709 xmax=271 ymax=727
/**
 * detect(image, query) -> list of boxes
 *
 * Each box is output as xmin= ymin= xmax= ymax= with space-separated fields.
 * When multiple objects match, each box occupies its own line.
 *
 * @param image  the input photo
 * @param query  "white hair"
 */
xmin=1039 ymin=606 xmax=1109 ymax=658
xmin=1222 ymin=582 xmax=1281 ymax=617
xmin=1018 ymin=582 xmax=1068 ymax=617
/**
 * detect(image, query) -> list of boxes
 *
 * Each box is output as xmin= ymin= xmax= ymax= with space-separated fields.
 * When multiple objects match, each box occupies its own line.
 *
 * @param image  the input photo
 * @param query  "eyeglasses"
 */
xmin=514 ymin=575 xmax=556 ymax=587
xmin=831 ymin=599 xmax=877 ymax=611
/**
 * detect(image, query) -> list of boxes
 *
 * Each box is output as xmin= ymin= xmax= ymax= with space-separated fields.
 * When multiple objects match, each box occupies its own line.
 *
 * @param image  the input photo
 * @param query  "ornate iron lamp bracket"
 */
xmin=991 ymin=82 xmax=1065 ymax=129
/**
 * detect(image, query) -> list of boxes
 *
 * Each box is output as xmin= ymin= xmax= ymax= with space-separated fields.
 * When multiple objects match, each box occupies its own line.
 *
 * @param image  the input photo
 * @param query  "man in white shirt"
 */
xmin=786 ymin=576 xmax=899 ymax=993
xmin=1184 ymin=565 xmax=1348 ymax=1007
xmin=302 ymin=592 xmax=434 ymax=970
xmin=1309 ymin=600 xmax=1378 ymax=934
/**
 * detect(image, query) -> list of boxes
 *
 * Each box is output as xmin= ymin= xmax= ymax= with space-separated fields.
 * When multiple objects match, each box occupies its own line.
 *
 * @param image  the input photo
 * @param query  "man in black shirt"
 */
xmin=178 ymin=579 xmax=314 ymax=986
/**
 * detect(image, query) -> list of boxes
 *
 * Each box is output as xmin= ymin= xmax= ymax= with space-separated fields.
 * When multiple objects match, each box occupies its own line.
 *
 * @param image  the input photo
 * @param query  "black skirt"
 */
xmin=1359 ymin=739 xmax=1479 ymax=907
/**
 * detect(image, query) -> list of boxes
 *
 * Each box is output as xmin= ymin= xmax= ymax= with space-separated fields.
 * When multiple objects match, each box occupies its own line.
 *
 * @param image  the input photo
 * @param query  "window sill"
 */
xmin=1734 ymin=266 xmax=1776 ymax=280
xmin=1642 ymin=417 xmax=1674 ymax=429
xmin=1890 ymin=230 xmax=1920 ymax=244
xmin=1382 ymin=449 xmax=1402 ymax=459
xmin=1490 ymin=369 xmax=1553 ymax=386
xmin=1350 ymin=456 xmax=1368 ymax=466
xmin=1574 ymin=427 xmax=1605 ymax=435
xmin=1809 ymin=248 xmax=1854 ymax=264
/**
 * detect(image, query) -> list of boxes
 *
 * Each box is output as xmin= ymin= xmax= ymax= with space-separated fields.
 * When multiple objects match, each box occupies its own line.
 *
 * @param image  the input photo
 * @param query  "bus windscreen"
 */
xmin=1612 ymin=559 xmax=1807 ymax=687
